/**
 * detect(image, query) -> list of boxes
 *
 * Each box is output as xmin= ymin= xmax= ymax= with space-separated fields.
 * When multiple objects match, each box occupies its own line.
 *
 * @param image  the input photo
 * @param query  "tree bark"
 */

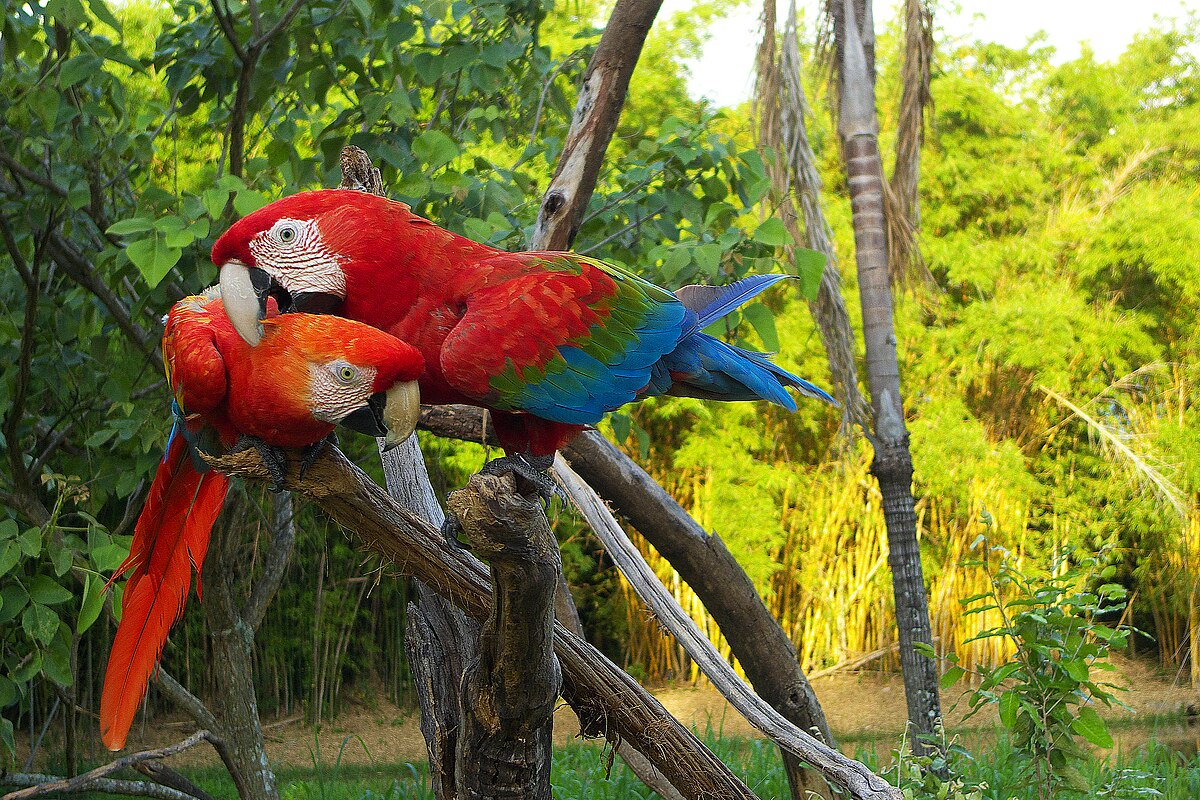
xmin=210 ymin=449 xmax=762 ymax=799
xmin=530 ymin=0 xmax=664 ymax=250
xmin=199 ymin=498 xmax=286 ymax=800
xmin=448 ymin=474 xmax=562 ymax=800
xmin=209 ymin=445 xmax=901 ymax=800
xmin=420 ymin=406 xmax=837 ymax=762
xmin=832 ymin=0 xmax=942 ymax=750
xmin=886 ymin=0 xmax=933 ymax=282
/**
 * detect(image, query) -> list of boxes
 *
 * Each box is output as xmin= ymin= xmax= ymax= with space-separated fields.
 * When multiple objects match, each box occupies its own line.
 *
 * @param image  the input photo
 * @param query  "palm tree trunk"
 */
xmin=833 ymin=0 xmax=942 ymax=749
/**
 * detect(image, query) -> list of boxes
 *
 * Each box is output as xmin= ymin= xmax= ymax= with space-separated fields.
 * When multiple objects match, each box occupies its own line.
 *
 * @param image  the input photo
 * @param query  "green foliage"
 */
xmin=943 ymin=543 xmax=1133 ymax=798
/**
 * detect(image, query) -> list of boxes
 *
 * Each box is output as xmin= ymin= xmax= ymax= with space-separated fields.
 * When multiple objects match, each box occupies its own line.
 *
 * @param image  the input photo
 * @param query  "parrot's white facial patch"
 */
xmin=250 ymin=218 xmax=347 ymax=299
xmin=308 ymin=359 xmax=378 ymax=423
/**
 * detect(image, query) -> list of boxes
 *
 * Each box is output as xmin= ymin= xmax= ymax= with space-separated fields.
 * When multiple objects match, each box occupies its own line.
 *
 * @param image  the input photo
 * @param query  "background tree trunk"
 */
xmin=831 ymin=0 xmax=942 ymax=749
xmin=885 ymin=0 xmax=933 ymax=285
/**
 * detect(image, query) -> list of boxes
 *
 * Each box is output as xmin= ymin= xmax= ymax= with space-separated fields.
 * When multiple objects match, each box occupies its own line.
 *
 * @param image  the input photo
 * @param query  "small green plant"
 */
xmin=884 ymin=724 xmax=989 ymax=800
xmin=943 ymin=541 xmax=1132 ymax=798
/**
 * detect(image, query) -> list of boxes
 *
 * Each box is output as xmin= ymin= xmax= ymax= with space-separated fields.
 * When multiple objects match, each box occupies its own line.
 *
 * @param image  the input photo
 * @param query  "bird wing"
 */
xmin=162 ymin=294 xmax=229 ymax=416
xmin=440 ymin=252 xmax=687 ymax=424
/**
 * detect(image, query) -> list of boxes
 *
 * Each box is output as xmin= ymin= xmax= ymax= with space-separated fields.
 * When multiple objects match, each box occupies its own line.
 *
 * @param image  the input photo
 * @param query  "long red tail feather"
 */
xmin=99 ymin=433 xmax=229 ymax=750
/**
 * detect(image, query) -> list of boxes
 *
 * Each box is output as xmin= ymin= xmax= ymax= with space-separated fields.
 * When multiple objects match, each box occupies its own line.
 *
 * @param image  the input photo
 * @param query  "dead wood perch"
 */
xmin=1 ymin=730 xmax=217 ymax=800
xmin=209 ymin=445 xmax=759 ymax=800
xmin=553 ymin=458 xmax=902 ymax=800
xmin=447 ymin=473 xmax=562 ymax=799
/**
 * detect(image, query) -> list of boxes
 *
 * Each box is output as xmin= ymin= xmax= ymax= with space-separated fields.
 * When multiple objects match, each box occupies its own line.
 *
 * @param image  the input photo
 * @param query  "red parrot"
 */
xmin=213 ymin=189 xmax=834 ymax=476
xmin=99 ymin=290 xmax=423 ymax=751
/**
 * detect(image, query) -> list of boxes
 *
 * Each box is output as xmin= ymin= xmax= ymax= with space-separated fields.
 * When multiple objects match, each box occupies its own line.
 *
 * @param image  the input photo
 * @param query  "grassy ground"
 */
xmin=73 ymin=728 xmax=1200 ymax=800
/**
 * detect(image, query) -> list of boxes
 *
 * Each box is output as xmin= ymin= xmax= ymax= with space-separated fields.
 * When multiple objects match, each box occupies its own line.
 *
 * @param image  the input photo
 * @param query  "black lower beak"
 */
xmin=290 ymin=292 xmax=343 ymax=315
xmin=340 ymin=392 xmax=388 ymax=438
xmin=248 ymin=266 xmax=273 ymax=317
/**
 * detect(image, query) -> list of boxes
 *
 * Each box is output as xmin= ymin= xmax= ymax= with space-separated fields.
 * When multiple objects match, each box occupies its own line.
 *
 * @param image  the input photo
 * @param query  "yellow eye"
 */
xmin=278 ymin=225 xmax=297 ymax=244
xmin=337 ymin=365 xmax=357 ymax=383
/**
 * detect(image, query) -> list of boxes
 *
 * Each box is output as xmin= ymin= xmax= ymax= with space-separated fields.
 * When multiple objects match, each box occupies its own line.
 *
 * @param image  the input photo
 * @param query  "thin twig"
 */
xmin=252 ymin=0 xmax=309 ymax=50
xmin=209 ymin=0 xmax=247 ymax=61
xmin=578 ymin=204 xmax=666 ymax=255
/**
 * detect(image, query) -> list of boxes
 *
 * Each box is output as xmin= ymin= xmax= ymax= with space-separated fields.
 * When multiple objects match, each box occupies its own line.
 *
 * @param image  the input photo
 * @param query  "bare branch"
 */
xmin=0 ymin=776 xmax=201 ymax=800
xmin=153 ymin=670 xmax=218 ymax=732
xmin=208 ymin=445 xmax=760 ymax=800
xmin=553 ymin=458 xmax=901 ymax=800
xmin=0 ymin=731 xmax=217 ymax=800
xmin=251 ymin=0 xmax=309 ymax=50
xmin=530 ymin=0 xmax=664 ymax=250
xmin=0 ymin=150 xmax=68 ymax=198
xmin=45 ymin=232 xmax=158 ymax=360
xmin=209 ymin=0 xmax=247 ymax=61
xmin=243 ymin=491 xmax=297 ymax=630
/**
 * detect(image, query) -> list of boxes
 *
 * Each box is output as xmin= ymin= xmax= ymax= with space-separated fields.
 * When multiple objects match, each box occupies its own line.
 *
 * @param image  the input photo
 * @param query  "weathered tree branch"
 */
xmin=209 ymin=446 xmax=759 ymax=800
xmin=420 ymin=405 xmax=839 ymax=780
xmin=0 ymin=731 xmax=217 ymax=800
xmin=0 ymin=776 xmax=201 ymax=800
xmin=530 ymin=0 xmax=664 ymax=250
xmin=448 ymin=474 xmax=561 ymax=800
xmin=553 ymin=458 xmax=901 ymax=800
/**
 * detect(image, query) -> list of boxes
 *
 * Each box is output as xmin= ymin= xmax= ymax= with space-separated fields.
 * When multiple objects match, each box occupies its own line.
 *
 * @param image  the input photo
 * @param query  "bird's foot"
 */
xmin=232 ymin=436 xmax=290 ymax=493
xmin=299 ymin=432 xmax=338 ymax=480
xmin=439 ymin=515 xmax=471 ymax=551
xmin=479 ymin=453 xmax=561 ymax=501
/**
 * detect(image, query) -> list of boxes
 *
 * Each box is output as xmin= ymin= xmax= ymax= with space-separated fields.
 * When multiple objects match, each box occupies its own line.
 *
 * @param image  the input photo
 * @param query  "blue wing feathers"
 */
xmin=512 ymin=267 xmax=833 ymax=423
xmin=677 ymin=274 xmax=794 ymax=328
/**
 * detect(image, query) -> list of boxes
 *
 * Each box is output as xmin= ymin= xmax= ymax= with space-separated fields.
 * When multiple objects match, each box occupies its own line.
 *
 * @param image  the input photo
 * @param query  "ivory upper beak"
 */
xmin=219 ymin=260 xmax=266 ymax=346
xmin=382 ymin=381 xmax=421 ymax=451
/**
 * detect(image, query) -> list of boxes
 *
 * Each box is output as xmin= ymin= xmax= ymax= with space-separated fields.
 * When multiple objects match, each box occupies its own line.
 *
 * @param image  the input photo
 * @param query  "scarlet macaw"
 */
xmin=99 ymin=290 xmax=423 ymax=750
xmin=212 ymin=190 xmax=834 ymax=477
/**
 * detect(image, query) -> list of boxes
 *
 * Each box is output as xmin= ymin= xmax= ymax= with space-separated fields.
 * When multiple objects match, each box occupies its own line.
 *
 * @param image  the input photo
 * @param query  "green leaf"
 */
xmin=90 ymin=542 xmax=128 ymax=572
xmin=0 ymin=717 xmax=13 ymax=759
xmin=912 ymin=640 xmax=936 ymax=658
xmin=28 ymin=575 xmax=72 ymax=606
xmin=233 ymin=189 xmax=269 ymax=216
xmin=741 ymin=303 xmax=779 ymax=353
xmin=51 ymin=545 xmax=73 ymax=577
xmin=609 ymin=412 xmax=631 ymax=444
xmin=43 ymin=633 xmax=73 ymax=686
xmin=203 ymin=188 xmax=230 ymax=219
xmin=1063 ymin=657 xmax=1089 ymax=683
xmin=412 ymin=130 xmax=459 ymax=170
xmin=87 ymin=0 xmax=123 ymax=31
xmin=0 ymin=584 xmax=29 ymax=625
xmin=753 ymin=218 xmax=791 ymax=247
xmin=18 ymin=527 xmax=41 ymax=558
xmin=940 ymin=665 xmax=966 ymax=689
xmin=59 ymin=54 xmax=102 ymax=88
xmin=0 ymin=540 xmax=19 ymax=576
xmin=22 ymin=603 xmax=59 ymax=645
xmin=0 ymin=675 xmax=17 ymax=708
xmin=791 ymin=248 xmax=826 ymax=302
xmin=1071 ymin=705 xmax=1112 ymax=748
xmin=126 ymin=233 xmax=182 ymax=288
xmin=77 ymin=574 xmax=104 ymax=634
xmin=999 ymin=691 xmax=1019 ymax=730
xmin=12 ymin=650 xmax=42 ymax=682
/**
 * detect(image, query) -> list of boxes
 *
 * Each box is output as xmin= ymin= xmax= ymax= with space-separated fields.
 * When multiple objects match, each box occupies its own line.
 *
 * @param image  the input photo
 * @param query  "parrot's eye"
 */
xmin=336 ymin=365 xmax=358 ymax=384
xmin=276 ymin=223 xmax=299 ymax=244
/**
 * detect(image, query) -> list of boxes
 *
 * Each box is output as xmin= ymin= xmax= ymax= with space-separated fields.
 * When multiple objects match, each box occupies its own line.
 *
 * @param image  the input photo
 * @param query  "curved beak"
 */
xmin=219 ymin=260 xmax=272 ymax=346
xmin=339 ymin=381 xmax=421 ymax=451
xmin=381 ymin=380 xmax=421 ymax=451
